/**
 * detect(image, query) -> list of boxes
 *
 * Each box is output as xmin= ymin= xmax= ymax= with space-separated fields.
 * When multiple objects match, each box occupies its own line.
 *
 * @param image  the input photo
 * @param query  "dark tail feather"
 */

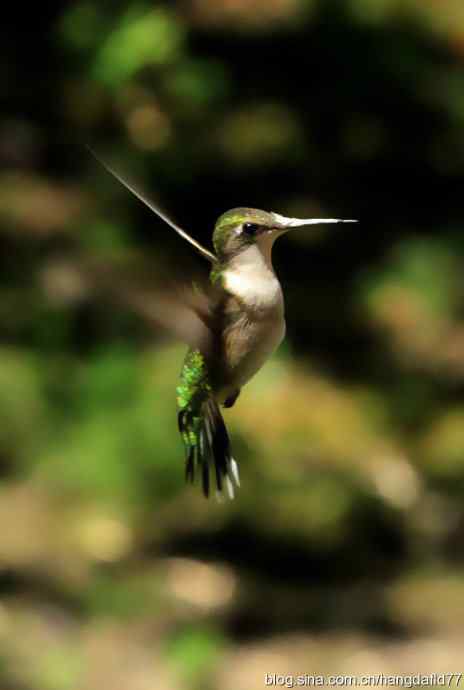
xmin=178 ymin=400 xmax=240 ymax=499
xmin=185 ymin=445 xmax=195 ymax=484
xmin=202 ymin=458 xmax=210 ymax=498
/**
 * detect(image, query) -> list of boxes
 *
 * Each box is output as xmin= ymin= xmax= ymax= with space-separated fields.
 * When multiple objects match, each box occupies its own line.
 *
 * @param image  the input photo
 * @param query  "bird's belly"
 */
xmin=217 ymin=313 xmax=285 ymax=401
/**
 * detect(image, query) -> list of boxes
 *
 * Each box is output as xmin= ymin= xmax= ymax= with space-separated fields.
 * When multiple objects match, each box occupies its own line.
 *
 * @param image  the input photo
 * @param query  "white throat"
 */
xmin=223 ymin=242 xmax=283 ymax=311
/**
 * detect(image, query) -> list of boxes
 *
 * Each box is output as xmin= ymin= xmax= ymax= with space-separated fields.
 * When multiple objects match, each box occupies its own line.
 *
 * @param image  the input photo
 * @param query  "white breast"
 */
xmin=222 ymin=244 xmax=283 ymax=312
xmin=219 ymin=245 xmax=286 ymax=398
xmin=223 ymin=265 xmax=282 ymax=311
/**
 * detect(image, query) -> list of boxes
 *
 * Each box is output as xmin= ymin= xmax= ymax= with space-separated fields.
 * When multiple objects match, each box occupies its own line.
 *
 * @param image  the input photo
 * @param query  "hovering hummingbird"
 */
xmin=92 ymin=153 xmax=356 ymax=499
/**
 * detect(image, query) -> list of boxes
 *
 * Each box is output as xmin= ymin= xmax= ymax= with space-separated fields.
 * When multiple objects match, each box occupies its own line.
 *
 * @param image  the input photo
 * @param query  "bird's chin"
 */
xmin=254 ymin=230 xmax=280 ymax=263
xmin=259 ymin=230 xmax=279 ymax=245
xmin=267 ymin=227 xmax=287 ymax=239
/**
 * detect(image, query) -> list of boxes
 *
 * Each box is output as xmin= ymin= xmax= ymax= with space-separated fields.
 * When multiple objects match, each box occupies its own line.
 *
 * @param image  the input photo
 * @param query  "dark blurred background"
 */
xmin=2 ymin=1 xmax=464 ymax=688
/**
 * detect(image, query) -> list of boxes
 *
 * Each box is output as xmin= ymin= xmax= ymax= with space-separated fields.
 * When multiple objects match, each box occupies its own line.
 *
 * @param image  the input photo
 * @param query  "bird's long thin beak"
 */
xmin=272 ymin=212 xmax=358 ymax=229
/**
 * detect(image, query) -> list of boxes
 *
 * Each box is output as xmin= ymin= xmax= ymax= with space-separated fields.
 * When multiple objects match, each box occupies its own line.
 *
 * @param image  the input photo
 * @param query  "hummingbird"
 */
xmin=92 ymin=153 xmax=357 ymax=499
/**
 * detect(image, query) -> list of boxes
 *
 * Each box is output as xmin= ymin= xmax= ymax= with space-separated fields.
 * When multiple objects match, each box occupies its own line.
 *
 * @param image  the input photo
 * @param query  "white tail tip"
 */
xmin=230 ymin=458 xmax=240 ymax=487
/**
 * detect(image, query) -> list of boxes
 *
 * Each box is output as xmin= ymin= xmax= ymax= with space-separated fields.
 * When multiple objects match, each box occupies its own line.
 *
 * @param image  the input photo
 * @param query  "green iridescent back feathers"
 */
xmin=177 ymin=349 xmax=237 ymax=498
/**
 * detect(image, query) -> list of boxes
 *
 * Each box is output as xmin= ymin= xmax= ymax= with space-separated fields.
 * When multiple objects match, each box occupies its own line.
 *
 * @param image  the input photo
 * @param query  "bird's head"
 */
xmin=212 ymin=207 xmax=357 ymax=263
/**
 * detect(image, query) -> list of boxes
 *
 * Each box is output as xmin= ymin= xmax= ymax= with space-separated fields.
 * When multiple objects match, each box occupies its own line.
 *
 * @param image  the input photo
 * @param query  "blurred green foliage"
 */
xmin=2 ymin=0 xmax=464 ymax=687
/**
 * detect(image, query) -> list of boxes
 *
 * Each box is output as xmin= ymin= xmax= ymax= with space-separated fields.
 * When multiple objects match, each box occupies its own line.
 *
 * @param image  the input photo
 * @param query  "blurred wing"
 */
xmin=77 ymin=256 xmax=219 ymax=355
xmin=122 ymin=280 xmax=217 ymax=353
xmin=89 ymin=148 xmax=217 ymax=263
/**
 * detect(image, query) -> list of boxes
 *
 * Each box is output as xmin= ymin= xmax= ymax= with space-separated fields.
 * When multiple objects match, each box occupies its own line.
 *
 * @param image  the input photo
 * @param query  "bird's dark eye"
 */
xmin=242 ymin=222 xmax=260 ymax=235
